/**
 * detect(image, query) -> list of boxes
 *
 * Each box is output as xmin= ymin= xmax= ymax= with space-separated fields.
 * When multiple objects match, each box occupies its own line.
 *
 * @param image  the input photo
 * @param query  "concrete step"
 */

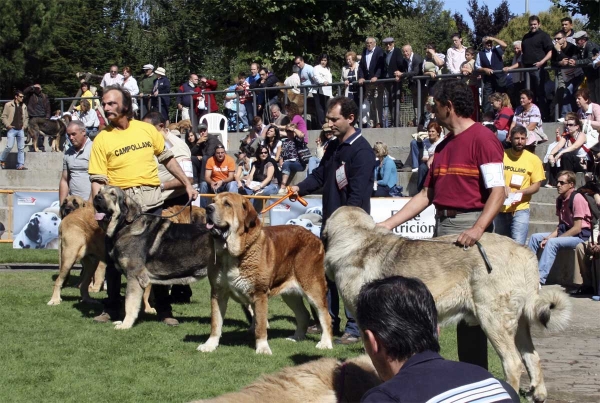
xmin=528 ymin=220 xmax=557 ymax=238
xmin=529 ymin=202 xmax=557 ymax=222
xmin=0 ymin=168 xmax=62 ymax=190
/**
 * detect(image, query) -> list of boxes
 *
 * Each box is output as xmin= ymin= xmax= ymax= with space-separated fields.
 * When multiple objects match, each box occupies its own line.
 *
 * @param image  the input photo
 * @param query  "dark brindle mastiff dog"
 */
xmin=93 ymin=185 xmax=214 ymax=330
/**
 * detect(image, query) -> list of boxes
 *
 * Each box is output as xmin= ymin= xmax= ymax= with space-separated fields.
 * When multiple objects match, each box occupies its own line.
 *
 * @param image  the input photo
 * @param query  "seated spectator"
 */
xmin=510 ymin=89 xmax=548 ymax=147
xmin=489 ymin=92 xmax=514 ymax=142
xmin=261 ymin=125 xmax=282 ymax=162
xmin=574 ymin=181 xmax=600 ymax=295
xmin=372 ymin=142 xmax=397 ymax=197
xmin=199 ymin=144 xmax=238 ymax=207
xmin=307 ymin=123 xmax=334 ymax=175
xmin=278 ymin=123 xmax=306 ymax=194
xmin=281 ymin=102 xmax=308 ymax=142
xmin=417 ymin=122 xmax=444 ymax=191
xmin=187 ymin=124 xmax=222 ymax=187
xmin=481 ymin=111 xmax=495 ymax=125
xmin=357 ymin=276 xmax=519 ymax=403
xmin=544 ymin=129 xmax=566 ymax=188
xmin=251 ymin=116 xmax=267 ymax=142
xmin=241 ymin=145 xmax=281 ymax=211
xmin=185 ymin=130 xmax=202 ymax=186
xmin=576 ymin=88 xmax=600 ymax=131
xmin=50 ymin=110 xmax=61 ymax=120
xmin=77 ymin=100 xmax=99 ymax=139
xmin=548 ymin=112 xmax=588 ymax=173
xmin=234 ymin=144 xmax=256 ymax=189
xmin=269 ymin=104 xmax=290 ymax=127
xmin=529 ymin=170 xmax=592 ymax=285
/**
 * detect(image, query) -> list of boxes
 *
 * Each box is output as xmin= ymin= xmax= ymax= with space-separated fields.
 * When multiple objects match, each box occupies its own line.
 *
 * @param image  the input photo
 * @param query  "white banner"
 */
xmin=12 ymin=192 xmax=61 ymax=249
xmin=268 ymin=196 xmax=436 ymax=239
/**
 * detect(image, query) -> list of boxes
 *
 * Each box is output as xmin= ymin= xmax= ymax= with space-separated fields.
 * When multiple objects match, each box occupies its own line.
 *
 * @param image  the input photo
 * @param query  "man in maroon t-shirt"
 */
xmin=380 ymin=79 xmax=505 ymax=371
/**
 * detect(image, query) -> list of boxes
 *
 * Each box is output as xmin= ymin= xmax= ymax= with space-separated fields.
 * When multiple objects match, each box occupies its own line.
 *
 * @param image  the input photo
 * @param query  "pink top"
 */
xmin=291 ymin=115 xmax=308 ymax=143
xmin=558 ymin=190 xmax=592 ymax=230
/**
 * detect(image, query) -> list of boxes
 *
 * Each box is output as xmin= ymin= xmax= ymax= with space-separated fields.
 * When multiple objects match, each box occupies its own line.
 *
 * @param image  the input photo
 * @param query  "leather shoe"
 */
xmin=334 ymin=332 xmax=360 ymax=345
xmin=93 ymin=312 xmax=115 ymax=323
xmin=161 ymin=317 xmax=180 ymax=326
xmin=569 ymin=286 xmax=594 ymax=296
xmin=306 ymin=324 xmax=322 ymax=334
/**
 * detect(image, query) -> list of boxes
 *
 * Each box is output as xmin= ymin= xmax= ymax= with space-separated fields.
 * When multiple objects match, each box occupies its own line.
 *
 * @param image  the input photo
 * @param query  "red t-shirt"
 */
xmin=424 ymin=123 xmax=504 ymax=210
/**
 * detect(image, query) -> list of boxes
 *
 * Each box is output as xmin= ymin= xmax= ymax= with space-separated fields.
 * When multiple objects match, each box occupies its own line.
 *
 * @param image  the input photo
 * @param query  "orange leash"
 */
xmin=260 ymin=186 xmax=308 ymax=215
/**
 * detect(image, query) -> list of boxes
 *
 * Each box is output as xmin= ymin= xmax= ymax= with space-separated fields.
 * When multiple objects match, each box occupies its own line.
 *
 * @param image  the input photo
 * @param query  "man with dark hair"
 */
xmin=292 ymin=96 xmax=376 ymax=344
xmin=88 ymin=86 xmax=198 ymax=326
xmin=552 ymin=30 xmax=584 ymax=118
xmin=199 ymin=144 xmax=237 ymax=208
xmin=380 ymin=79 xmax=505 ymax=369
xmin=1 ymin=91 xmax=28 ymax=169
xmin=494 ymin=125 xmax=544 ymax=245
xmin=357 ymin=276 xmax=518 ymax=403
xmin=245 ymin=63 xmax=262 ymax=123
xmin=561 ymin=17 xmax=575 ymax=42
xmin=521 ymin=15 xmax=553 ymax=120
xmin=476 ymin=36 xmax=508 ymax=114
xmin=569 ymin=31 xmax=600 ymax=104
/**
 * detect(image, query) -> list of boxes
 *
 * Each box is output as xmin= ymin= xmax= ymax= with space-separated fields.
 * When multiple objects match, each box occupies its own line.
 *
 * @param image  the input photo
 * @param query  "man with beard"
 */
xmin=88 ymin=86 xmax=198 ymax=326
xmin=493 ymin=125 xmax=545 ymax=245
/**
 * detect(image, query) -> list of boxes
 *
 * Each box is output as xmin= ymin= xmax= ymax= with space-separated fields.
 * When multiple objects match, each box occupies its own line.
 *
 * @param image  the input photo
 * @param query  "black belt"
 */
xmin=435 ymin=208 xmax=482 ymax=218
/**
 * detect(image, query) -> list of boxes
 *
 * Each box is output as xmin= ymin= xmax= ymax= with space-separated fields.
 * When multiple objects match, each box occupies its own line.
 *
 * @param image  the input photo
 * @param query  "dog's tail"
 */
xmin=526 ymin=288 xmax=572 ymax=332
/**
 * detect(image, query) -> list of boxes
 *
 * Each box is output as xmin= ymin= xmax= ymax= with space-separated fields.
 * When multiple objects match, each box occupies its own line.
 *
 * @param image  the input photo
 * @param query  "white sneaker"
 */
xmin=277 ymin=188 xmax=287 ymax=196
xmin=557 ymin=118 xmax=565 ymax=123
xmin=411 ymin=168 xmax=418 ymax=172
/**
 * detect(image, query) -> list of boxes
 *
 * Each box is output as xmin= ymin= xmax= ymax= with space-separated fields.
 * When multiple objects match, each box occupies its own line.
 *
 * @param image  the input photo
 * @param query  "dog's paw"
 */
xmin=113 ymin=321 xmax=132 ymax=330
xmin=88 ymin=286 xmax=102 ymax=293
xmin=198 ymin=340 xmax=219 ymax=353
xmin=255 ymin=340 xmax=272 ymax=355
xmin=316 ymin=340 xmax=333 ymax=350
xmin=144 ymin=307 xmax=157 ymax=315
xmin=285 ymin=337 xmax=298 ymax=342
xmin=47 ymin=298 xmax=62 ymax=306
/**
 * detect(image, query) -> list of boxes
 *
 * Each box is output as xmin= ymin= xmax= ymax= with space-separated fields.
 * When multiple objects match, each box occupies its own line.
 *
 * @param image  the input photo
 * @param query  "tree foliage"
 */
xmin=553 ymin=0 xmax=599 ymax=31
xmin=466 ymin=0 xmax=514 ymax=48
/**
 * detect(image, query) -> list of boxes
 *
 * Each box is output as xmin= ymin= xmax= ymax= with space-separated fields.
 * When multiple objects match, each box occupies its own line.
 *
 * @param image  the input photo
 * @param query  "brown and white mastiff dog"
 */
xmin=323 ymin=206 xmax=573 ymax=403
xmin=200 ymin=192 xmax=333 ymax=355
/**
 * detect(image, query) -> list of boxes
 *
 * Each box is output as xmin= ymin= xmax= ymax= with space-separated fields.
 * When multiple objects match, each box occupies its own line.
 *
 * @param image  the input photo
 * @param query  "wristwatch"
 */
xmin=160 ymin=183 xmax=165 ymax=192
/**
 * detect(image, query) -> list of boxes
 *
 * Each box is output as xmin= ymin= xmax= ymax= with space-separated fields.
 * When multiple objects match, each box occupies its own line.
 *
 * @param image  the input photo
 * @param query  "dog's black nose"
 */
xmin=206 ymin=205 xmax=214 ymax=214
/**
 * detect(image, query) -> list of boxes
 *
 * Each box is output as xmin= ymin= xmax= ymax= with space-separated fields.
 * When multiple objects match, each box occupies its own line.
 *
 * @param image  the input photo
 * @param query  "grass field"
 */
xmin=0 ymin=263 xmax=511 ymax=403
xmin=0 ymin=243 xmax=59 ymax=264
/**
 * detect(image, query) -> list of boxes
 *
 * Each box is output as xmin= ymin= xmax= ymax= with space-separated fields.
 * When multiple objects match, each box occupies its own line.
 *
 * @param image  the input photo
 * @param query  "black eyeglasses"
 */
xmin=110 ymin=70 xmax=117 ymax=73
xmin=566 ymin=123 xmax=577 ymax=127
xmin=557 ymin=180 xmax=570 ymax=186
xmin=554 ymin=37 xmax=563 ymax=40
xmin=260 ymin=151 xmax=268 ymax=155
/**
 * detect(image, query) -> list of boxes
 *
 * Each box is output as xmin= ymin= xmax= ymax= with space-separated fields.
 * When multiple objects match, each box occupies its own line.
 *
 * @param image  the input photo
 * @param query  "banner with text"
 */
xmin=268 ymin=196 xmax=436 ymax=239
xmin=12 ymin=192 xmax=61 ymax=249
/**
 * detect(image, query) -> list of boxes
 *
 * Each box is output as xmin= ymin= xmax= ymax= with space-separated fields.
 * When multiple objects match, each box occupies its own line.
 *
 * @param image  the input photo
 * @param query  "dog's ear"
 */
xmin=59 ymin=199 xmax=68 ymax=219
xmin=242 ymin=197 xmax=258 ymax=231
xmin=25 ymin=217 xmax=41 ymax=243
xmin=122 ymin=193 xmax=141 ymax=223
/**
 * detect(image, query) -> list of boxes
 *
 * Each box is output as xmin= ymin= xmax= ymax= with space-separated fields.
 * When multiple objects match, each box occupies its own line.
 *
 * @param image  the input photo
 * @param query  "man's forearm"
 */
xmin=164 ymin=157 xmax=191 ymax=189
xmin=560 ymin=220 xmax=582 ymax=238
xmin=472 ymin=187 xmax=505 ymax=231
xmin=380 ymin=188 xmax=431 ymax=230
xmin=58 ymin=179 xmax=69 ymax=204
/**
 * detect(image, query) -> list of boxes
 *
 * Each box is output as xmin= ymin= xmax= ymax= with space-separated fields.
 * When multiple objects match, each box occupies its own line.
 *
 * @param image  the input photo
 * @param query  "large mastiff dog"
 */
xmin=323 ymin=207 xmax=572 ymax=403
xmin=93 ymin=185 xmax=213 ymax=329
xmin=200 ymin=192 xmax=333 ymax=355
xmin=193 ymin=355 xmax=380 ymax=403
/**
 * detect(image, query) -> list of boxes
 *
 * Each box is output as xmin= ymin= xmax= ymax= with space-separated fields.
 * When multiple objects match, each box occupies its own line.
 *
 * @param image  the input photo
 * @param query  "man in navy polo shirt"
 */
xmin=357 ymin=276 xmax=519 ymax=403
xmin=291 ymin=96 xmax=376 ymax=345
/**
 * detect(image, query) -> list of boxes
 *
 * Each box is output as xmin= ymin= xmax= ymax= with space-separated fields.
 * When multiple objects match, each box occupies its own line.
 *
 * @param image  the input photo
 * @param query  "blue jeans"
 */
xmin=281 ymin=160 xmax=304 ymax=176
xmin=409 ymin=139 xmax=422 ymax=169
xmin=528 ymin=232 xmax=585 ymax=284
xmin=0 ymin=129 xmax=25 ymax=168
xmin=493 ymin=209 xmax=530 ymax=245
xmin=326 ymin=277 xmax=359 ymax=337
xmin=242 ymin=183 xmax=278 ymax=212
xmin=561 ymin=75 xmax=584 ymax=118
xmin=306 ymin=156 xmax=320 ymax=176
xmin=199 ymin=181 xmax=238 ymax=208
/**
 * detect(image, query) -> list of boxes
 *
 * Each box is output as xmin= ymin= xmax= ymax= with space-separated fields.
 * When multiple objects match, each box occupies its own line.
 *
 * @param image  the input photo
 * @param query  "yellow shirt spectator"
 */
xmin=501 ymin=148 xmax=545 ymax=213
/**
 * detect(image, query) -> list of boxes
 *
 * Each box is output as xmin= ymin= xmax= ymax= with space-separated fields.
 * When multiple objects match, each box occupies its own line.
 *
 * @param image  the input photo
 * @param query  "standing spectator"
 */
xmin=569 ymin=31 xmax=600 ymax=104
xmin=504 ymin=41 xmax=525 ymax=109
xmin=139 ymin=64 xmax=156 ymax=114
xmin=199 ymin=144 xmax=238 ymax=207
xmin=552 ymin=31 xmax=584 ymax=119
xmin=78 ymin=100 xmax=99 ymax=139
xmin=269 ymin=104 xmax=289 ymax=127
xmin=358 ymin=37 xmax=385 ymax=127
xmin=291 ymin=96 xmax=376 ymax=345
xmin=521 ymin=15 xmax=553 ymax=121
xmin=151 ymin=67 xmax=171 ymax=125
xmin=446 ymin=33 xmax=467 ymax=75
xmin=342 ymin=51 xmax=359 ymax=103
xmin=100 ymin=65 xmax=124 ymax=89
xmin=576 ymin=88 xmax=600 ymax=131
xmin=59 ymin=121 xmax=92 ymax=203
xmin=313 ymin=53 xmax=333 ymax=127
xmin=294 ymin=56 xmax=317 ymax=125
xmin=89 ymin=86 xmax=197 ymax=326
xmin=197 ymin=75 xmax=219 ymax=119
xmin=382 ymin=37 xmax=404 ymax=127
xmin=121 ymin=66 xmax=139 ymax=115
xmin=284 ymin=65 xmax=301 ymax=94
xmin=23 ymin=83 xmax=51 ymax=152
xmin=476 ymin=36 xmax=508 ymax=114
xmin=494 ymin=125 xmax=545 ymax=245
xmin=357 ymin=276 xmax=518 ymax=403
xmin=510 ymin=89 xmax=547 ymax=145
xmin=245 ymin=63 xmax=261 ymax=123
xmin=561 ymin=17 xmax=576 ymax=43
xmin=489 ymin=92 xmax=514 ymax=142
xmin=548 ymin=113 xmax=588 ymax=173
xmin=529 ymin=170 xmax=592 ymax=285
xmin=277 ymin=123 xmax=306 ymax=194
xmin=417 ymin=122 xmax=444 ymax=191
xmin=252 ymin=68 xmax=279 ymax=122
xmin=379 ymin=80 xmax=505 ymax=371
xmin=372 ymin=141 xmax=397 ymax=197
xmin=177 ymin=74 xmax=200 ymax=121
xmin=0 ymin=91 xmax=28 ymax=170
xmin=399 ymin=45 xmax=425 ymax=126
xmin=281 ymin=102 xmax=308 ymax=142
xmin=224 ymin=72 xmax=250 ymax=131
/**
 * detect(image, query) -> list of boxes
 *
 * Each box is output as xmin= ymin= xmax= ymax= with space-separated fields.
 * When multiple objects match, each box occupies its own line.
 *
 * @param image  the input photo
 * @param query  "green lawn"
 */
xmin=0 ymin=267 xmax=511 ymax=403
xmin=0 ymin=243 xmax=59 ymax=264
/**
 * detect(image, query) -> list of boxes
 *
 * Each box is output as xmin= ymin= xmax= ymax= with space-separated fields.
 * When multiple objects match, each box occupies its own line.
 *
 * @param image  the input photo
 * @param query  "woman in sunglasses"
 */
xmin=548 ymin=112 xmax=588 ymax=174
xmin=241 ymin=145 xmax=281 ymax=211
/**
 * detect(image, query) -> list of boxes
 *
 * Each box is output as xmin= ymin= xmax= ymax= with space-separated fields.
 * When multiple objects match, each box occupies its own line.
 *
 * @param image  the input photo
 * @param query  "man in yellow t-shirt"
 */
xmin=494 ymin=125 xmax=545 ymax=244
xmin=88 ymin=86 xmax=198 ymax=326
xmin=199 ymin=144 xmax=237 ymax=207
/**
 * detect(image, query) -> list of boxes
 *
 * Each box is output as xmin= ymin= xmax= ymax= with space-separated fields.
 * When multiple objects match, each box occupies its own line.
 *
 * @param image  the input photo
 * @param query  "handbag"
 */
xmin=297 ymin=142 xmax=312 ymax=164
xmin=581 ymin=119 xmax=599 ymax=152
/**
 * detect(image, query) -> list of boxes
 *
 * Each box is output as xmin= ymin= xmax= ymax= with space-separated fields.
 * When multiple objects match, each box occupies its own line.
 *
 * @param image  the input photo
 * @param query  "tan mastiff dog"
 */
xmin=323 ymin=206 xmax=572 ymax=403
xmin=200 ymin=192 xmax=333 ymax=355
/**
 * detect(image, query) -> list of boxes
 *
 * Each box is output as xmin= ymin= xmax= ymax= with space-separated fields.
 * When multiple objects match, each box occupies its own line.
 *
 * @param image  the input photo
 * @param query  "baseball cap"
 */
xmin=198 ymin=123 xmax=208 ymax=131
xmin=382 ymin=37 xmax=395 ymax=44
xmin=143 ymin=64 xmax=154 ymax=70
